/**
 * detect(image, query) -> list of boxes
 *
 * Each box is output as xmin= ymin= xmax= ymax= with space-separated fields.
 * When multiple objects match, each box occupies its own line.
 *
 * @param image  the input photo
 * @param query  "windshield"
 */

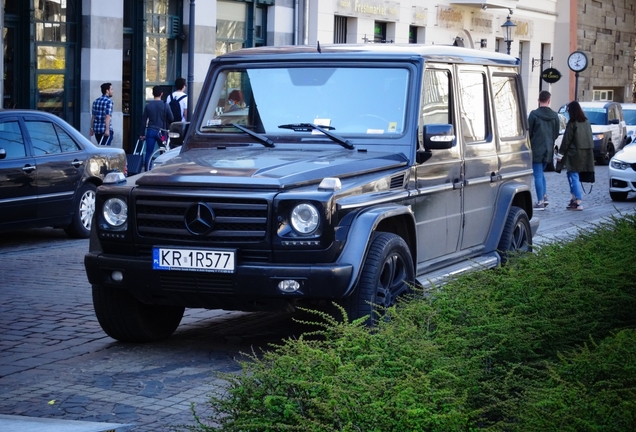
xmin=199 ymin=66 xmax=410 ymax=138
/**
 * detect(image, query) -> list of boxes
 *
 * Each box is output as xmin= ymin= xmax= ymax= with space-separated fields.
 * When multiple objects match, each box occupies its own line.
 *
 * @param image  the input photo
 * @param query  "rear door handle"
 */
xmin=71 ymin=159 xmax=83 ymax=168
xmin=490 ymin=172 xmax=502 ymax=182
xmin=22 ymin=165 xmax=36 ymax=173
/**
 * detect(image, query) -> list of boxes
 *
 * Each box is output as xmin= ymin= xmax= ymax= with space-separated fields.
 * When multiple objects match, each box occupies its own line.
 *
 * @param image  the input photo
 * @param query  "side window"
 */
xmin=458 ymin=71 xmax=487 ymax=142
xmin=55 ymin=125 xmax=81 ymax=152
xmin=25 ymin=121 xmax=62 ymax=156
xmin=0 ymin=121 xmax=26 ymax=159
xmin=491 ymin=75 xmax=523 ymax=139
xmin=422 ymin=69 xmax=451 ymax=125
xmin=608 ymin=107 xmax=617 ymax=123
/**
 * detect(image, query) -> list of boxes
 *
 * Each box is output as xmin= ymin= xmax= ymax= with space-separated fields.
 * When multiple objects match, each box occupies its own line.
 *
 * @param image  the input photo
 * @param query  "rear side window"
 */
xmin=491 ymin=75 xmax=523 ymax=139
xmin=0 ymin=121 xmax=25 ymax=159
xmin=55 ymin=125 xmax=81 ymax=152
xmin=25 ymin=121 xmax=62 ymax=156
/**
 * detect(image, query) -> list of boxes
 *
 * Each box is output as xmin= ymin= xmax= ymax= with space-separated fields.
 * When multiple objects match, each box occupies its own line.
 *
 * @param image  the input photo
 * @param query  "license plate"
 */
xmin=153 ymin=247 xmax=235 ymax=273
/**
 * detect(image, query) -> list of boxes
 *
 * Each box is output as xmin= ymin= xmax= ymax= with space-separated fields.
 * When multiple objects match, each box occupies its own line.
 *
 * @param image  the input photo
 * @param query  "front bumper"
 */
xmin=85 ymin=252 xmax=354 ymax=310
xmin=608 ymin=168 xmax=636 ymax=193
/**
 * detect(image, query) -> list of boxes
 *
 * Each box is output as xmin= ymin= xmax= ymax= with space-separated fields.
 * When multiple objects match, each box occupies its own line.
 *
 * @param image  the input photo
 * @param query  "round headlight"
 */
xmin=103 ymin=198 xmax=128 ymax=227
xmin=290 ymin=203 xmax=319 ymax=234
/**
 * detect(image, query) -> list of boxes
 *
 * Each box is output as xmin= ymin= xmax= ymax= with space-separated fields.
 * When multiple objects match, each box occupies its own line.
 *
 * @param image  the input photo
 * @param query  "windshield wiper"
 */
xmin=278 ymin=123 xmax=354 ymax=150
xmin=200 ymin=123 xmax=275 ymax=148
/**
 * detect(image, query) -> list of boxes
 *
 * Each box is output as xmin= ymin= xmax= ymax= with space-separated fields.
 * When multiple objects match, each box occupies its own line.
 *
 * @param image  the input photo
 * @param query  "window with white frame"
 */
xmin=593 ymin=90 xmax=614 ymax=101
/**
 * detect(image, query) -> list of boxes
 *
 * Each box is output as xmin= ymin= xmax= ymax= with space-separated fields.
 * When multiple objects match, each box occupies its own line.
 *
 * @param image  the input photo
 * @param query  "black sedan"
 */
xmin=0 ymin=110 xmax=126 ymax=238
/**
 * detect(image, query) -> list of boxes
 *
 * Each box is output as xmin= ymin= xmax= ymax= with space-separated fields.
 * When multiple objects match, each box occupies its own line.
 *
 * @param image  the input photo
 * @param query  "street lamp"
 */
xmin=501 ymin=13 xmax=516 ymax=55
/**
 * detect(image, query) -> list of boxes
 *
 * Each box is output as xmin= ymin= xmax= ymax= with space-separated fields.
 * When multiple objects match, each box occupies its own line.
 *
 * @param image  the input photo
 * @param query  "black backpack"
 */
xmin=168 ymin=94 xmax=186 ymax=122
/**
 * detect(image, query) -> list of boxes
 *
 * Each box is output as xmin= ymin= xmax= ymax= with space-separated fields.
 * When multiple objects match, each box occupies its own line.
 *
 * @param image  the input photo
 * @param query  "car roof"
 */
xmin=215 ymin=44 xmax=520 ymax=67
xmin=620 ymin=103 xmax=636 ymax=110
xmin=577 ymin=101 xmax=620 ymax=109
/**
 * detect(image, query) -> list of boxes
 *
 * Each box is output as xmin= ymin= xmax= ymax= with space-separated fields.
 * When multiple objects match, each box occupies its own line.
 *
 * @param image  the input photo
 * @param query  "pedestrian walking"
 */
xmin=140 ymin=86 xmax=173 ymax=170
xmin=90 ymin=82 xmax=114 ymax=145
xmin=528 ymin=90 xmax=560 ymax=210
xmin=166 ymin=77 xmax=187 ymax=123
xmin=556 ymin=101 xmax=595 ymax=211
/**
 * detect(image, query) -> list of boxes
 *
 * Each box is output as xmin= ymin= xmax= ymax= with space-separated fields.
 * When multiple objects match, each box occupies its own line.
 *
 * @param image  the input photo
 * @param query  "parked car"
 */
xmin=86 ymin=45 xmax=539 ymax=342
xmin=557 ymin=101 xmax=628 ymax=165
xmin=0 ymin=110 xmax=126 ymax=238
xmin=621 ymin=102 xmax=636 ymax=145
xmin=608 ymin=142 xmax=636 ymax=201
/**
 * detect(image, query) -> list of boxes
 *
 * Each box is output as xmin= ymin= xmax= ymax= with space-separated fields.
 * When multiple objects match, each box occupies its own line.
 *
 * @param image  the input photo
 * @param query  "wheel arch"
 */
xmin=337 ymin=204 xmax=416 ymax=297
xmin=484 ymin=182 xmax=533 ymax=252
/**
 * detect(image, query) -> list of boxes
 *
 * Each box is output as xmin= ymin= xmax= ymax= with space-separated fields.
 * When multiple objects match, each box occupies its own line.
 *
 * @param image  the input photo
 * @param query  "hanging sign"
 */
xmin=541 ymin=68 xmax=562 ymax=84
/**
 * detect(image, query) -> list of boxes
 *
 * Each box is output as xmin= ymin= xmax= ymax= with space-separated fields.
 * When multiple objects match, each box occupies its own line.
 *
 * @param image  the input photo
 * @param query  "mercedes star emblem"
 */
xmin=184 ymin=202 xmax=215 ymax=235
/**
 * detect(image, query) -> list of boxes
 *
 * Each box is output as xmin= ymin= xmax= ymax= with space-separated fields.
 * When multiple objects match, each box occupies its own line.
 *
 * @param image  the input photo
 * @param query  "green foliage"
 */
xmin=187 ymin=214 xmax=636 ymax=431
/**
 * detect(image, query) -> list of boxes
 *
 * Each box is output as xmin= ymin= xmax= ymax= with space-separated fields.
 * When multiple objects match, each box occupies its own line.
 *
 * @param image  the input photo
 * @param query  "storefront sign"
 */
xmin=541 ymin=68 xmax=562 ymax=84
xmin=335 ymin=0 xmax=400 ymax=20
xmin=513 ymin=19 xmax=533 ymax=38
xmin=437 ymin=7 xmax=464 ymax=30
xmin=471 ymin=12 xmax=492 ymax=34
xmin=412 ymin=6 xmax=428 ymax=26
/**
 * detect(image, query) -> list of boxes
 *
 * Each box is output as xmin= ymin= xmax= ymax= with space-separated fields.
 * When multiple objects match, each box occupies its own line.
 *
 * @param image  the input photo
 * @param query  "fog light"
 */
xmin=111 ymin=271 xmax=124 ymax=282
xmin=278 ymin=280 xmax=300 ymax=293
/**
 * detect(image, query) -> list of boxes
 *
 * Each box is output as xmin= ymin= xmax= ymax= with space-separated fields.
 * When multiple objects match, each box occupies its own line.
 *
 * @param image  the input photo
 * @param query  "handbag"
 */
xmin=555 ymin=160 xmax=563 ymax=173
xmin=579 ymin=171 xmax=595 ymax=183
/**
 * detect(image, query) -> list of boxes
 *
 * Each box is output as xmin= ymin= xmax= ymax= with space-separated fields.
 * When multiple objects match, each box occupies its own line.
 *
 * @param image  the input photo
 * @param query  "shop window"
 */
xmin=374 ymin=21 xmax=387 ymax=43
xmin=217 ymin=1 xmax=247 ymax=55
xmin=145 ymin=0 xmax=180 ymax=85
xmin=409 ymin=26 xmax=417 ymax=43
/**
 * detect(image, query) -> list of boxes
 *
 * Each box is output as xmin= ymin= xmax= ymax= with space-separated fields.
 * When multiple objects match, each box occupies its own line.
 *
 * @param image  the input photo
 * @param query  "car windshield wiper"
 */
xmin=278 ymin=123 xmax=354 ymax=150
xmin=201 ymin=123 xmax=275 ymax=148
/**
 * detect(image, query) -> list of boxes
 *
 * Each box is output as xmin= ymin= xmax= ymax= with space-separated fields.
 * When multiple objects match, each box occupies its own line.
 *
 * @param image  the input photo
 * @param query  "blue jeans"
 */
xmin=532 ymin=162 xmax=547 ymax=202
xmin=144 ymin=128 xmax=161 ymax=169
xmin=567 ymin=171 xmax=583 ymax=200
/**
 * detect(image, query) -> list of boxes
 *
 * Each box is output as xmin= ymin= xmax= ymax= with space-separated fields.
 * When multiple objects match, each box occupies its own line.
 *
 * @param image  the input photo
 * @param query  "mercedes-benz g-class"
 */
xmin=85 ymin=44 xmax=538 ymax=342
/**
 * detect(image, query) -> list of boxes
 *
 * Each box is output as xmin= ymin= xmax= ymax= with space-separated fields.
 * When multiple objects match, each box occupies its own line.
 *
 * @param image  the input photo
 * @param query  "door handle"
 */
xmin=452 ymin=179 xmax=464 ymax=190
xmin=490 ymin=172 xmax=502 ymax=182
xmin=71 ymin=159 xmax=84 ymax=168
xmin=22 ymin=165 xmax=36 ymax=173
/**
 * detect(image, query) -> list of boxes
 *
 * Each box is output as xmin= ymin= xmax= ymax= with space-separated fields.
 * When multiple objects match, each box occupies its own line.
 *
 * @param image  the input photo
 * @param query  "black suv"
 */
xmin=85 ymin=45 xmax=538 ymax=342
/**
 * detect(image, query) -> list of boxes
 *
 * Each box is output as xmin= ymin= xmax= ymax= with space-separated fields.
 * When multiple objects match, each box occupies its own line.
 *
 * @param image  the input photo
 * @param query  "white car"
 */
xmin=608 ymin=142 xmax=636 ymax=201
xmin=558 ymin=101 xmax=628 ymax=165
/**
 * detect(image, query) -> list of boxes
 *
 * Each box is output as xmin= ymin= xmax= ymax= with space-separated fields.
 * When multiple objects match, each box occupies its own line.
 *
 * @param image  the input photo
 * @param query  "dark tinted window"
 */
xmin=25 ymin=121 xmax=62 ymax=155
xmin=0 ymin=121 xmax=26 ymax=159
xmin=55 ymin=124 xmax=81 ymax=152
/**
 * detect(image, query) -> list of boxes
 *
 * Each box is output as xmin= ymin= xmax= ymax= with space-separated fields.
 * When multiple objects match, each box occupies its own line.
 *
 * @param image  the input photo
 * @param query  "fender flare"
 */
xmin=484 ymin=181 xmax=533 ymax=252
xmin=336 ymin=204 xmax=416 ymax=297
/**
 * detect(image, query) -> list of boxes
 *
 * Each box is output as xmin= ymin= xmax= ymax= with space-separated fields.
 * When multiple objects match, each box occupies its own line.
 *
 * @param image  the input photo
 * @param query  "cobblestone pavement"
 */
xmin=0 ymin=166 xmax=634 ymax=431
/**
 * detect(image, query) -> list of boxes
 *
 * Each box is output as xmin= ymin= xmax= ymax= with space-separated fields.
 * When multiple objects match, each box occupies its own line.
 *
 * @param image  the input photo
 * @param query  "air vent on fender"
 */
xmin=390 ymin=174 xmax=405 ymax=189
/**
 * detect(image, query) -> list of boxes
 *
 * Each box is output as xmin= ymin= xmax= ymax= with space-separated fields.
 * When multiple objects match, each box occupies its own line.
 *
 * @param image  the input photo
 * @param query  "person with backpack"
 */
xmin=166 ymin=77 xmax=187 ymax=123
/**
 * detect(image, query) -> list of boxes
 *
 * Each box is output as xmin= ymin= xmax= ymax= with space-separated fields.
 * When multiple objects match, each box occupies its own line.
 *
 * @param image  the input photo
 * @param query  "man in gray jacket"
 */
xmin=528 ymin=90 xmax=560 ymax=210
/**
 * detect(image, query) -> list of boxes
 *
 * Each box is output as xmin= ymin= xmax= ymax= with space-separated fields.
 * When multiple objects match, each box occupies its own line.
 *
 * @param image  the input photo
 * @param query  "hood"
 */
xmin=533 ymin=106 xmax=559 ymax=122
xmin=613 ymin=142 xmax=636 ymax=163
xmin=135 ymin=147 xmax=409 ymax=189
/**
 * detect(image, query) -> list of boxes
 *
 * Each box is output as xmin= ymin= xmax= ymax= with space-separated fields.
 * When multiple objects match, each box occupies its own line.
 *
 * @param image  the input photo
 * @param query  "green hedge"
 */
xmin=187 ymin=214 xmax=636 ymax=431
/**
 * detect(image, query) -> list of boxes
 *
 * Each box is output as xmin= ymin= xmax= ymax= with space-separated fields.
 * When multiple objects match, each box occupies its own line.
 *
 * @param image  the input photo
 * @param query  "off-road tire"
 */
xmin=343 ymin=232 xmax=414 ymax=325
xmin=92 ymin=284 xmax=185 ymax=342
xmin=64 ymin=183 xmax=97 ymax=239
xmin=497 ymin=206 xmax=532 ymax=265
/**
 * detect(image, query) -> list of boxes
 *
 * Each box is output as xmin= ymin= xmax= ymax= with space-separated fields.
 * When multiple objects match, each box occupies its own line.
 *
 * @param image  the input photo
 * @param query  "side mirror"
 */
xmin=422 ymin=124 xmax=455 ymax=150
xmin=609 ymin=118 xmax=620 ymax=125
xmin=169 ymin=121 xmax=190 ymax=147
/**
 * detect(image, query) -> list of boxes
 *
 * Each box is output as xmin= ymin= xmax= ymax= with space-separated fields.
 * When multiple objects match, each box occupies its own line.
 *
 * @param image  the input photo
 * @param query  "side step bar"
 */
xmin=416 ymin=252 xmax=500 ymax=291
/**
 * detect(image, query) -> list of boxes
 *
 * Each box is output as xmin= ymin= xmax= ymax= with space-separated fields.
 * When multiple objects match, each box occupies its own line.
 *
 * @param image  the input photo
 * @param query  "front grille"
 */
xmin=135 ymin=195 xmax=268 ymax=242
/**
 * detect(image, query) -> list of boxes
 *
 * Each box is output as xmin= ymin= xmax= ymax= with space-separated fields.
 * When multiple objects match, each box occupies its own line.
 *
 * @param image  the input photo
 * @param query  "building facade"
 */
xmin=1 ymin=0 xmax=633 ymax=151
